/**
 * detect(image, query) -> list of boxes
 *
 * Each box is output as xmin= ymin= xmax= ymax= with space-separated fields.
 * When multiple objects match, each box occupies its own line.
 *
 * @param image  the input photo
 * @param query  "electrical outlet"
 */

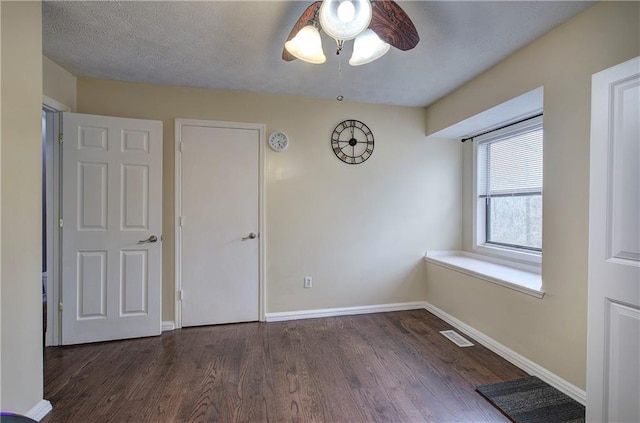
xmin=304 ymin=276 xmax=312 ymax=288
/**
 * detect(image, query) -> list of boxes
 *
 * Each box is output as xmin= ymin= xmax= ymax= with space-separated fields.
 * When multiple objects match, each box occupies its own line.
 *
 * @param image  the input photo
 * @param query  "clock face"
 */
xmin=269 ymin=131 xmax=289 ymax=152
xmin=331 ymin=119 xmax=374 ymax=165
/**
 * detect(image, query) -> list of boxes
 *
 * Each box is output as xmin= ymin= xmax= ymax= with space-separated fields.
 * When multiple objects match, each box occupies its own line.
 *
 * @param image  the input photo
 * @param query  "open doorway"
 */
xmin=42 ymin=97 xmax=67 ymax=346
xmin=42 ymin=109 xmax=48 ymax=347
xmin=42 ymin=106 xmax=57 ymax=346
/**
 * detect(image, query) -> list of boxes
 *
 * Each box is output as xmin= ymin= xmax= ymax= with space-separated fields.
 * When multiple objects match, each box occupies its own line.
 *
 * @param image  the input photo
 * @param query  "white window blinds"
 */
xmin=478 ymin=124 xmax=543 ymax=198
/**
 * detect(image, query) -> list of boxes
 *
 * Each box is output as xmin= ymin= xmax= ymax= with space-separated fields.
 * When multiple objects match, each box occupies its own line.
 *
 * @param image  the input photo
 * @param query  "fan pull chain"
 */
xmin=336 ymin=55 xmax=344 ymax=101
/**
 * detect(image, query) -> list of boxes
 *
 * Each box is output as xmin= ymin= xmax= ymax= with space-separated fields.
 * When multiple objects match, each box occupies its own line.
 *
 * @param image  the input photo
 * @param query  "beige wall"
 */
xmin=76 ymin=81 xmax=462 ymax=320
xmin=43 ymin=55 xmax=76 ymax=111
xmin=424 ymin=1 xmax=640 ymax=390
xmin=0 ymin=1 xmax=44 ymax=414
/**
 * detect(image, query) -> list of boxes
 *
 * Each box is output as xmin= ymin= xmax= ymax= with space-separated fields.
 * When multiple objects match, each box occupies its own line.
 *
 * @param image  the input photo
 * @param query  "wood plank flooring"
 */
xmin=42 ymin=310 xmax=526 ymax=422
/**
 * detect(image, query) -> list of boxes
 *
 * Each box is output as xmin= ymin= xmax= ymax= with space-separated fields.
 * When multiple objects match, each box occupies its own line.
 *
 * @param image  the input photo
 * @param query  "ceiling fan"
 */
xmin=282 ymin=0 xmax=419 ymax=66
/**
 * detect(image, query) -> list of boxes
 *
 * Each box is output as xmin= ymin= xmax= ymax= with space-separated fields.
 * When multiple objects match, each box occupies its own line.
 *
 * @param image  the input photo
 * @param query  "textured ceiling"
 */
xmin=42 ymin=1 xmax=593 ymax=108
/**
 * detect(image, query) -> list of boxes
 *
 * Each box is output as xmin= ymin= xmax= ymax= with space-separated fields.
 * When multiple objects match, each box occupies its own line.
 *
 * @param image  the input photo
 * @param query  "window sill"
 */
xmin=472 ymin=243 xmax=541 ymax=266
xmin=424 ymin=250 xmax=544 ymax=299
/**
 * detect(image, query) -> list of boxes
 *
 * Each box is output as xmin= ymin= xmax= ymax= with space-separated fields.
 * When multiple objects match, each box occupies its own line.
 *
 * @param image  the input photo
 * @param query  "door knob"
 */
xmin=138 ymin=235 xmax=158 ymax=244
xmin=242 ymin=232 xmax=258 ymax=241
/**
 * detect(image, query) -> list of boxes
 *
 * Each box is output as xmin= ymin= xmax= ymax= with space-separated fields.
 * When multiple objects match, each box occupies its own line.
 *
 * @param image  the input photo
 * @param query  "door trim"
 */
xmin=43 ymin=95 xmax=71 ymax=113
xmin=174 ymin=119 xmax=266 ymax=329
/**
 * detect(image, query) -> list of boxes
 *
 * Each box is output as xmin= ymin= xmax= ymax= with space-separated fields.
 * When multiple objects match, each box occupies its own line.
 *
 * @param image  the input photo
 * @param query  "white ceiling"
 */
xmin=42 ymin=1 xmax=593 ymax=108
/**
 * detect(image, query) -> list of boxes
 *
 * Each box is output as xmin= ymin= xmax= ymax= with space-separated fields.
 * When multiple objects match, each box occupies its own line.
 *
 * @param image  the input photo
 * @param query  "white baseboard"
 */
xmin=25 ymin=399 xmax=53 ymax=421
xmin=162 ymin=321 xmax=175 ymax=331
xmin=423 ymin=301 xmax=586 ymax=405
xmin=265 ymin=301 xmax=426 ymax=322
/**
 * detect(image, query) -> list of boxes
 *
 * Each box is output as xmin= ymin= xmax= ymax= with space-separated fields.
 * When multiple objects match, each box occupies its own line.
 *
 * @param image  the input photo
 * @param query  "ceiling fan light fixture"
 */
xmin=349 ymin=29 xmax=390 ymax=66
xmin=337 ymin=1 xmax=355 ymax=22
xmin=284 ymin=25 xmax=327 ymax=64
xmin=319 ymin=0 xmax=372 ymax=41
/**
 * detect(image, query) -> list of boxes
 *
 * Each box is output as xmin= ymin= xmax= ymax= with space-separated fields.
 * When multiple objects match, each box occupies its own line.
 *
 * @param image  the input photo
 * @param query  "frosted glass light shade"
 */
xmin=319 ymin=0 xmax=372 ymax=41
xmin=284 ymin=25 xmax=326 ymax=64
xmin=349 ymin=29 xmax=390 ymax=66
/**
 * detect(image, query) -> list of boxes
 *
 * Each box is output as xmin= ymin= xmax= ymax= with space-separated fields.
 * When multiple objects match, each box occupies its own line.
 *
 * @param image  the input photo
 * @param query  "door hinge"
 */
xmin=58 ymin=133 xmax=63 ymax=144
xmin=58 ymin=302 xmax=63 ymax=311
xmin=178 ymin=290 xmax=184 ymax=301
xmin=179 ymin=142 xmax=184 ymax=152
xmin=58 ymin=218 xmax=63 ymax=228
xmin=179 ymin=216 xmax=184 ymax=227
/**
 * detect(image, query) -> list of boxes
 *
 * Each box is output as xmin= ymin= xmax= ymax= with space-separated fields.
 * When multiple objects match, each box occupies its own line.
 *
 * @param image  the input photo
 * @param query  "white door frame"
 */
xmin=42 ymin=95 xmax=70 ymax=346
xmin=174 ymin=119 xmax=266 ymax=329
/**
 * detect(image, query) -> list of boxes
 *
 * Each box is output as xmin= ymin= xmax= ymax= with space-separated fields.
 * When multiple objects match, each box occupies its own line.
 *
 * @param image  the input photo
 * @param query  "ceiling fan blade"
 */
xmin=370 ymin=0 xmax=419 ymax=51
xmin=282 ymin=1 xmax=322 ymax=61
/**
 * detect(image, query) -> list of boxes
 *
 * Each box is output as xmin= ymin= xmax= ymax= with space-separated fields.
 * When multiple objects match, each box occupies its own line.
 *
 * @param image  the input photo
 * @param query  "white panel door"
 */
xmin=587 ymin=57 xmax=640 ymax=422
xmin=62 ymin=113 xmax=162 ymax=345
xmin=177 ymin=120 xmax=261 ymax=327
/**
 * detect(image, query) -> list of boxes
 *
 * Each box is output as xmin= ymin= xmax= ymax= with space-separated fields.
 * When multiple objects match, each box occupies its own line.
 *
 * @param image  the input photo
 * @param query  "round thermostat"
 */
xmin=268 ymin=131 xmax=289 ymax=152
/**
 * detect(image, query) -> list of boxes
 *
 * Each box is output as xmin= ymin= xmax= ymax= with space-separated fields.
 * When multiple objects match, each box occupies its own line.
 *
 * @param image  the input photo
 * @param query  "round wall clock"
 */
xmin=268 ymin=131 xmax=289 ymax=152
xmin=330 ymin=119 xmax=374 ymax=165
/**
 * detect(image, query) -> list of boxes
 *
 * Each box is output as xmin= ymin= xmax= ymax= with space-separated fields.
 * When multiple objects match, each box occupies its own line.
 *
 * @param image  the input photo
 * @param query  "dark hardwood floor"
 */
xmin=42 ymin=310 xmax=526 ymax=422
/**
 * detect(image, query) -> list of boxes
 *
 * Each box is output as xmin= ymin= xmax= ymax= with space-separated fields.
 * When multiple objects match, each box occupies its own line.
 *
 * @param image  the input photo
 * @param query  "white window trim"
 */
xmin=471 ymin=114 xmax=543 ymax=267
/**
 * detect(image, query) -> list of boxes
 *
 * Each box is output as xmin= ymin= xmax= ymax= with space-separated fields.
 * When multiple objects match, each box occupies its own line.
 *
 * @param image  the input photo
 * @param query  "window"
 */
xmin=474 ymin=115 xmax=543 ymax=260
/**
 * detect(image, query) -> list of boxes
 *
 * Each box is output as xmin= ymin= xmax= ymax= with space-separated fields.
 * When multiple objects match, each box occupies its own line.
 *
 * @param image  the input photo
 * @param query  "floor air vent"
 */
xmin=439 ymin=330 xmax=474 ymax=347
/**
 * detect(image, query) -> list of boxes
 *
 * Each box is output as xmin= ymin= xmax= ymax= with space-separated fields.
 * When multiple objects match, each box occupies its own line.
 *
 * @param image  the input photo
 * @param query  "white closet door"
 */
xmin=177 ymin=120 xmax=261 ymax=327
